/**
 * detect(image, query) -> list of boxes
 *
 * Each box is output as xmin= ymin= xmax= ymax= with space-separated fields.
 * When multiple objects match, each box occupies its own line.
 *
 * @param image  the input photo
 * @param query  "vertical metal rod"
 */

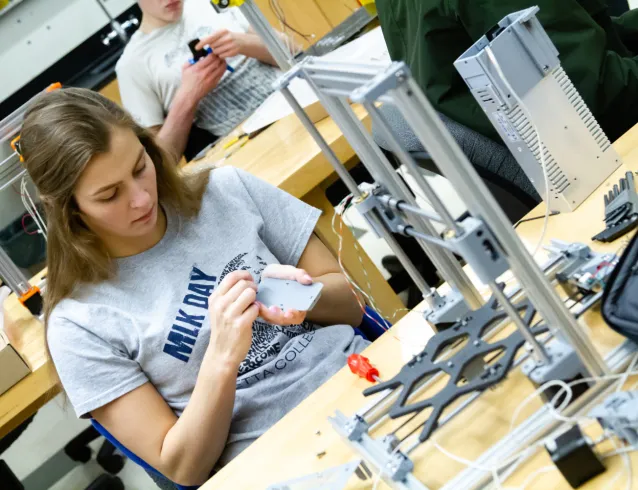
xmin=0 ymin=246 xmax=31 ymax=295
xmin=280 ymin=87 xmax=431 ymax=294
xmin=0 ymin=169 xmax=27 ymax=193
xmin=301 ymin=77 xmax=482 ymax=308
xmin=327 ymin=95 xmax=483 ymax=305
xmin=389 ymin=200 xmax=445 ymax=223
xmin=280 ymin=87 xmax=361 ymax=196
xmin=0 ymin=151 xmax=19 ymax=169
xmin=240 ymin=0 xmax=293 ymax=70
xmin=94 ymin=0 xmax=128 ymax=43
xmin=488 ymin=281 xmax=550 ymax=364
xmin=363 ymin=102 xmax=462 ymax=236
xmin=358 ymin=387 xmax=399 ymax=420
xmin=393 ymin=77 xmax=608 ymax=378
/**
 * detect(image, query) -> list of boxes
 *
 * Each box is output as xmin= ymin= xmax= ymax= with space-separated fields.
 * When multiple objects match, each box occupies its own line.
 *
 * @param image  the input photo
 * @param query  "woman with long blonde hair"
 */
xmin=20 ymin=87 xmax=366 ymax=486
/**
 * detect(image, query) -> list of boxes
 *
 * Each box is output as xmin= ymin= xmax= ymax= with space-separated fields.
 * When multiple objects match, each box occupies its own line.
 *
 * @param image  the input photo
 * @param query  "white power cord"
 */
xmin=484 ymin=47 xmax=552 ymax=257
xmin=508 ymin=379 xmax=575 ymax=434
xmin=603 ymin=435 xmax=634 ymax=490
xmin=331 ymin=195 xmax=392 ymax=331
xmin=428 ymin=366 xmax=638 ymax=488
xmin=617 ymin=352 xmax=638 ymax=393
xmin=511 ymin=464 xmax=556 ymax=490
xmin=20 ymin=175 xmax=47 ymax=240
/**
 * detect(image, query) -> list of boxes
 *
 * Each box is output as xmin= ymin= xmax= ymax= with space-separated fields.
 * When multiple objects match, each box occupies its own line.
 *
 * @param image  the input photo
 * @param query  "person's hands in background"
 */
xmin=256 ymin=265 xmax=312 ymax=326
xmin=176 ymin=53 xmax=227 ymax=107
xmin=196 ymin=30 xmax=246 ymax=60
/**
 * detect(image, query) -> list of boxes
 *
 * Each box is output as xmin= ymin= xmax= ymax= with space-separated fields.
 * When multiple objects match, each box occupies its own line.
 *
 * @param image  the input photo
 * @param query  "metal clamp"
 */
xmin=590 ymin=391 xmax=638 ymax=446
xmin=521 ymin=338 xmax=587 ymax=385
xmin=354 ymin=184 xmax=408 ymax=237
xmin=446 ymin=217 xmax=509 ymax=284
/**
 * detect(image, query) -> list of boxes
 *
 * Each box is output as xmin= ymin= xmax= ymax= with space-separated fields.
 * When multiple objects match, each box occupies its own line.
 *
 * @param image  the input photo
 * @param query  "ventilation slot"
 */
xmin=506 ymin=105 xmax=571 ymax=194
xmin=553 ymin=67 xmax=611 ymax=152
xmin=476 ymin=88 xmax=494 ymax=104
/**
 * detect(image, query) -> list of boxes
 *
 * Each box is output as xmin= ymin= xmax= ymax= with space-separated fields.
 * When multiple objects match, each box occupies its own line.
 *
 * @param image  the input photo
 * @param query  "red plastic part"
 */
xmin=347 ymin=354 xmax=379 ymax=383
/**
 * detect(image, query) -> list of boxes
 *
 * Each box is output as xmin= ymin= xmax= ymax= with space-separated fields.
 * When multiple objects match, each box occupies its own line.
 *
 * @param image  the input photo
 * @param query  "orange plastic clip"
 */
xmin=46 ymin=82 xmax=62 ymax=92
xmin=10 ymin=135 xmax=23 ymax=162
xmin=19 ymin=286 xmax=41 ymax=306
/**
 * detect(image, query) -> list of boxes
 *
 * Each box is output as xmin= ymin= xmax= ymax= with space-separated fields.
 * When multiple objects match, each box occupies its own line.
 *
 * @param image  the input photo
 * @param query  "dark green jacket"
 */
xmin=376 ymin=0 xmax=638 ymax=143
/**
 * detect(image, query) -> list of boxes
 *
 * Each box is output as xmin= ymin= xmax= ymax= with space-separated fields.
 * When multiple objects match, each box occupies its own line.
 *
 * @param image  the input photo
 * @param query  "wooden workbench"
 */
xmin=0 ymin=270 xmax=54 ymax=440
xmin=203 ymin=129 xmax=638 ymax=489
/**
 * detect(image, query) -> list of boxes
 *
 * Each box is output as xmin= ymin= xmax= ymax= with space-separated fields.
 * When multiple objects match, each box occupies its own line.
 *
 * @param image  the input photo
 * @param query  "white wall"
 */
xmin=0 ymin=0 xmax=135 ymax=103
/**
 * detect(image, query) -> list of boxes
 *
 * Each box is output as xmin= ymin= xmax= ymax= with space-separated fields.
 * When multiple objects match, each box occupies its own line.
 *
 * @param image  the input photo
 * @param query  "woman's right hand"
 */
xmin=205 ymin=270 xmax=259 ymax=369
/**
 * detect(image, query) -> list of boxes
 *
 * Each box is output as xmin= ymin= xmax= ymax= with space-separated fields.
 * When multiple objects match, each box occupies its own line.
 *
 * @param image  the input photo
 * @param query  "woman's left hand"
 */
xmin=257 ymin=265 xmax=313 ymax=326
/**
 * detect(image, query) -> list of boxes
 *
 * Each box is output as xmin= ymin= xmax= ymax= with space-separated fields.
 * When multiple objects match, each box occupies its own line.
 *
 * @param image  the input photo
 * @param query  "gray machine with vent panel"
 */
xmin=454 ymin=7 xmax=621 ymax=213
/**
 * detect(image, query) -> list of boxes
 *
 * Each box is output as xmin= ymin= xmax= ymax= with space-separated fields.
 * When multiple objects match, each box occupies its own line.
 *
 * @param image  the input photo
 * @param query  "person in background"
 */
xmin=376 ymin=0 xmax=638 ymax=144
xmin=116 ymin=0 xmax=295 ymax=158
xmin=19 ymin=88 xmax=366 ymax=485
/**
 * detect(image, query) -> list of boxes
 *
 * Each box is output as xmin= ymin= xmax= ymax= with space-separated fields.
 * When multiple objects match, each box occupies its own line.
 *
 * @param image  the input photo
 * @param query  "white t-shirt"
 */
xmin=116 ymin=0 xmax=280 ymax=136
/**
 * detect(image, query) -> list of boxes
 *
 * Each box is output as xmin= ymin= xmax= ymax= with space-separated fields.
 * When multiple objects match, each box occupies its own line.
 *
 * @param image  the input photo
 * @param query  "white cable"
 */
xmin=617 ymin=352 xmax=638 ymax=392
xmin=431 ymin=369 xmax=638 ymax=488
xmin=603 ymin=444 xmax=638 ymax=459
xmin=508 ymin=380 xmax=574 ymax=434
xmin=333 ymin=201 xmax=393 ymax=333
xmin=429 ymin=437 xmax=548 ymax=489
xmin=603 ymin=435 xmax=634 ymax=490
xmin=20 ymin=176 xmax=47 ymax=239
xmin=515 ymin=465 xmax=556 ymax=490
xmin=331 ymin=195 xmax=392 ymax=330
xmin=484 ymin=47 xmax=551 ymax=257
xmin=430 ymin=439 xmax=501 ymax=487
xmin=548 ymin=370 xmax=638 ymax=426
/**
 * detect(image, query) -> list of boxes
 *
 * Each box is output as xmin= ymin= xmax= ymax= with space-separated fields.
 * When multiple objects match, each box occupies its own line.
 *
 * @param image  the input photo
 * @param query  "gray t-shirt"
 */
xmin=48 ymin=166 xmax=368 ymax=466
xmin=116 ymin=0 xmax=280 ymax=136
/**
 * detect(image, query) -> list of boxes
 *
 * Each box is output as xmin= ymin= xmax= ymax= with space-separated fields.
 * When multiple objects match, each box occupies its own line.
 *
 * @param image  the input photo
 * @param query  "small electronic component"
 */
xmin=589 ymin=391 xmax=638 ymax=446
xmin=256 ymin=277 xmax=323 ymax=311
xmin=545 ymin=425 xmax=605 ymax=488
xmin=187 ymin=38 xmax=235 ymax=72
xmin=593 ymin=172 xmax=638 ymax=242
xmin=188 ymin=38 xmax=209 ymax=62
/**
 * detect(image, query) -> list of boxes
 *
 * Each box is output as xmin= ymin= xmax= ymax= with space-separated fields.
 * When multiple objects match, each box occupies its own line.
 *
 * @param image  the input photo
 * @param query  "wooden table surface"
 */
xmin=203 ymin=126 xmax=638 ymax=489
xmin=0 ymin=270 xmax=55 ymax=440
xmin=188 ymin=105 xmax=370 ymax=200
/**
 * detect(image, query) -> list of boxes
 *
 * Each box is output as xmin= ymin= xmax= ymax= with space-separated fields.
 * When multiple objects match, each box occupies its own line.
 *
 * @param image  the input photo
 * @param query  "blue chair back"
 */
xmin=354 ymin=306 xmax=392 ymax=341
xmin=91 ymin=419 xmax=199 ymax=490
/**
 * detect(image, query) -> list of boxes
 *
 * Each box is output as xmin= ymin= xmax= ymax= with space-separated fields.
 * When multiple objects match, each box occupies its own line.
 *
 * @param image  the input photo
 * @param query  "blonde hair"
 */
xmin=20 ymin=87 xmax=208 ymax=325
